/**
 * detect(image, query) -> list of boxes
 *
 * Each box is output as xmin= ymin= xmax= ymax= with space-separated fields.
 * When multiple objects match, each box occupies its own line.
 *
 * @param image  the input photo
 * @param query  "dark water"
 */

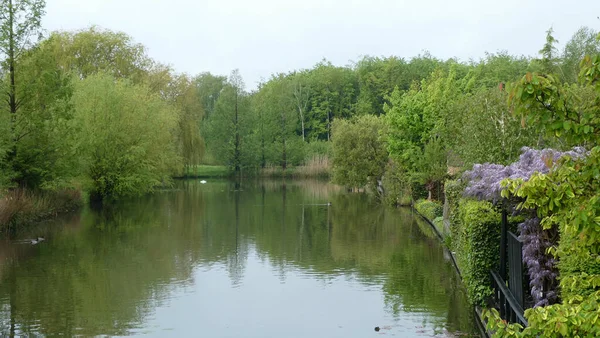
xmin=0 ymin=179 xmax=477 ymax=337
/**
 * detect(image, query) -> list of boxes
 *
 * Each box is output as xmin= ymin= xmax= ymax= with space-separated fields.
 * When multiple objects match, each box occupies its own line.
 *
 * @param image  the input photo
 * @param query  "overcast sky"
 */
xmin=43 ymin=0 xmax=600 ymax=89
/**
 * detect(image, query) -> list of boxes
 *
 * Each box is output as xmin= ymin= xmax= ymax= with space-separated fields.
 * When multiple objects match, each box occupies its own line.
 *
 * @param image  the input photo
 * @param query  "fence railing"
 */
xmin=490 ymin=208 xmax=528 ymax=327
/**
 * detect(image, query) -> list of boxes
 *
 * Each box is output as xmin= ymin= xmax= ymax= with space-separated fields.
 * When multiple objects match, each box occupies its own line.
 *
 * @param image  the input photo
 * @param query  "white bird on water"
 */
xmin=200 ymin=180 xmax=207 ymax=184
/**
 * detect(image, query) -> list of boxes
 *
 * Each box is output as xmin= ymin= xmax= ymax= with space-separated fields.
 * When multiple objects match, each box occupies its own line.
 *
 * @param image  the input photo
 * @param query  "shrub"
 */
xmin=332 ymin=115 xmax=388 ymax=189
xmin=381 ymin=160 xmax=412 ymax=206
xmin=456 ymin=199 xmax=500 ymax=306
xmin=444 ymin=179 xmax=465 ymax=251
xmin=414 ymin=199 xmax=443 ymax=221
xmin=0 ymin=188 xmax=83 ymax=231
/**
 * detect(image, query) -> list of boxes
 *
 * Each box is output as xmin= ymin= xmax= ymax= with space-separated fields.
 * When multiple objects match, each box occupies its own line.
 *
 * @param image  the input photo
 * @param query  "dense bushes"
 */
xmin=331 ymin=115 xmax=388 ymax=189
xmin=444 ymin=179 xmax=465 ymax=249
xmin=381 ymin=160 xmax=412 ymax=206
xmin=0 ymin=188 xmax=82 ymax=231
xmin=72 ymin=73 xmax=180 ymax=202
xmin=414 ymin=199 xmax=443 ymax=221
xmin=456 ymin=200 xmax=500 ymax=306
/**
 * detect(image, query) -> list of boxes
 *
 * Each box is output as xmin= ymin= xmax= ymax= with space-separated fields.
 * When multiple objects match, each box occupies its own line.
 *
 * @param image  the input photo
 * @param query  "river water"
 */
xmin=0 ymin=179 xmax=477 ymax=337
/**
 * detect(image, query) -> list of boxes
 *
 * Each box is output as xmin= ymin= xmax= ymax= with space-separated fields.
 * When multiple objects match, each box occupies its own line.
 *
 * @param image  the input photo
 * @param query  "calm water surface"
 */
xmin=0 ymin=179 xmax=477 ymax=337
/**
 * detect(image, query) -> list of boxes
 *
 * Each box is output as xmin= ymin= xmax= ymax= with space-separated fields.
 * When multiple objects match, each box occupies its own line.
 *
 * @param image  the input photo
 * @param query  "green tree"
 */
xmin=415 ymin=136 xmax=447 ymax=200
xmin=195 ymin=72 xmax=227 ymax=120
xmin=536 ymin=27 xmax=561 ymax=75
xmin=0 ymin=0 xmax=46 ymax=187
xmin=71 ymin=73 xmax=180 ymax=202
xmin=165 ymin=74 xmax=205 ymax=174
xmin=331 ymin=115 xmax=388 ymax=189
xmin=42 ymin=26 xmax=151 ymax=82
xmin=449 ymin=88 xmax=539 ymax=166
xmin=254 ymin=75 xmax=300 ymax=169
xmin=204 ymin=70 xmax=255 ymax=172
xmin=562 ymin=26 xmax=600 ymax=83
xmin=306 ymin=61 xmax=358 ymax=141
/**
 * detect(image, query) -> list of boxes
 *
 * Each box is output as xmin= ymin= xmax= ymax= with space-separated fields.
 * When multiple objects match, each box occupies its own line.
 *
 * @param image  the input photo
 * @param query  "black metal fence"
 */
xmin=490 ymin=209 xmax=529 ymax=327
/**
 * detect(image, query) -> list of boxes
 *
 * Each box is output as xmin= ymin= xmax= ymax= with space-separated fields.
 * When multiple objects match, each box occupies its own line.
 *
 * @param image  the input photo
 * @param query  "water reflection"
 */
xmin=0 ymin=179 xmax=477 ymax=337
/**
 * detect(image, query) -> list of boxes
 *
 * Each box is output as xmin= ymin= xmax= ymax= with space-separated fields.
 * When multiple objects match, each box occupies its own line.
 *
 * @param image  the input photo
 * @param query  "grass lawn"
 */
xmin=183 ymin=165 xmax=231 ymax=178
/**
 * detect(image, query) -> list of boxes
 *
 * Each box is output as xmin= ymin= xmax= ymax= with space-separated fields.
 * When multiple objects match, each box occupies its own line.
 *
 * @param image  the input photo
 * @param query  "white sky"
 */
xmin=43 ymin=0 xmax=600 ymax=89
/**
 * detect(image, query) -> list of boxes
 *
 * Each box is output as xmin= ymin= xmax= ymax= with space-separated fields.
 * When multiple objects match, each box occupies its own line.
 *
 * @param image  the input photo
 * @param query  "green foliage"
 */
xmin=71 ymin=73 xmax=180 ymax=201
xmin=381 ymin=159 xmax=412 ymax=206
xmin=331 ymin=115 xmax=388 ymax=188
xmin=303 ymin=140 xmax=331 ymax=161
xmin=414 ymin=199 xmax=443 ymax=221
xmin=496 ymin=42 xmax=600 ymax=336
xmin=252 ymin=74 xmax=299 ymax=169
xmin=456 ymin=199 xmax=500 ymax=306
xmin=450 ymin=88 xmax=539 ymax=167
xmin=444 ymin=179 xmax=465 ymax=251
xmin=562 ymin=27 xmax=600 ymax=83
xmin=183 ymin=165 xmax=231 ymax=178
xmin=306 ymin=60 xmax=358 ymax=141
xmin=203 ymin=70 xmax=256 ymax=172
xmin=43 ymin=26 xmax=151 ymax=82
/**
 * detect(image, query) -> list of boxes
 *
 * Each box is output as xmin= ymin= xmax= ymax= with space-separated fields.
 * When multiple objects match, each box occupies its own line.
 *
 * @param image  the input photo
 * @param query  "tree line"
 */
xmin=2 ymin=0 xmax=599 ymax=204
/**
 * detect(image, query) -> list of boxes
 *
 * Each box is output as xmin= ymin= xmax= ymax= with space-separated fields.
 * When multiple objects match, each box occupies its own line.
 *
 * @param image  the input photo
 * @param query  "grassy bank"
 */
xmin=181 ymin=165 xmax=232 ymax=178
xmin=179 ymin=156 xmax=331 ymax=179
xmin=0 ymin=188 xmax=83 ymax=233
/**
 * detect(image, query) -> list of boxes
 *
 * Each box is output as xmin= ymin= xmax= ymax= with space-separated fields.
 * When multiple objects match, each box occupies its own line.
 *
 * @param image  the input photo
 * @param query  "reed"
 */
xmin=0 ymin=188 xmax=83 ymax=231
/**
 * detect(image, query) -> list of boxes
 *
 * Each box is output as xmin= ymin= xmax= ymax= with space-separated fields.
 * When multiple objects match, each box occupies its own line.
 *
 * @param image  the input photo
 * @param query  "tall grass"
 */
xmin=0 ymin=188 xmax=83 ymax=232
xmin=294 ymin=155 xmax=331 ymax=178
xmin=260 ymin=155 xmax=331 ymax=178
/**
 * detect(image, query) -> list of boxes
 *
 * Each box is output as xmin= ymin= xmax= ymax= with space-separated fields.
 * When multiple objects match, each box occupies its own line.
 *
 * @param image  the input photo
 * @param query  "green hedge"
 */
xmin=455 ymin=199 xmax=500 ymax=306
xmin=444 ymin=179 xmax=465 ymax=251
xmin=414 ymin=199 xmax=443 ymax=220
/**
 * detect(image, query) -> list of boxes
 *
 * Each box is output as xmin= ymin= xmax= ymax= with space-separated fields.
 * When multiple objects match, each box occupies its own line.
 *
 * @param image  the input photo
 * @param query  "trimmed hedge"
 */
xmin=444 ymin=179 xmax=465 ymax=251
xmin=414 ymin=199 xmax=443 ymax=221
xmin=456 ymin=199 xmax=500 ymax=306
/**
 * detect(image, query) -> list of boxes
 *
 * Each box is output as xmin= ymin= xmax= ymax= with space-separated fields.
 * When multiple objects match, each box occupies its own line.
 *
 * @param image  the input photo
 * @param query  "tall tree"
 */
xmin=307 ymin=61 xmax=358 ymax=141
xmin=254 ymin=75 xmax=298 ymax=170
xmin=291 ymin=72 xmax=310 ymax=142
xmin=195 ymin=72 xmax=227 ymax=120
xmin=0 ymin=0 xmax=46 ymax=186
xmin=562 ymin=26 xmax=600 ymax=83
xmin=41 ymin=26 xmax=152 ymax=82
xmin=537 ymin=27 xmax=561 ymax=75
xmin=168 ymin=74 xmax=205 ymax=174
xmin=204 ymin=70 xmax=255 ymax=172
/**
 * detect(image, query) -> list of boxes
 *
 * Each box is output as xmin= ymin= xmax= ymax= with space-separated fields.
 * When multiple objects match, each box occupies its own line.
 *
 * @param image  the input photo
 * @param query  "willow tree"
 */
xmin=71 ymin=73 xmax=180 ymax=202
xmin=40 ymin=26 xmax=152 ymax=83
xmin=170 ymin=74 xmax=205 ymax=174
xmin=0 ymin=0 xmax=46 ymax=186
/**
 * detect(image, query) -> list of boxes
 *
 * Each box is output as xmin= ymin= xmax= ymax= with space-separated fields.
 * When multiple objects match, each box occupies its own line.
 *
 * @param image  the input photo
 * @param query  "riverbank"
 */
xmin=179 ymin=163 xmax=331 ymax=179
xmin=0 ymin=188 xmax=83 ymax=233
xmin=412 ymin=202 xmax=491 ymax=338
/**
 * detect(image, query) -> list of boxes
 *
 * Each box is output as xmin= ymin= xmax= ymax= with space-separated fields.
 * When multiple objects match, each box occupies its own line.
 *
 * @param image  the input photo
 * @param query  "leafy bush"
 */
xmin=414 ymin=199 xmax=443 ymax=220
xmin=444 ymin=179 xmax=465 ymax=251
xmin=381 ymin=160 xmax=412 ymax=206
xmin=304 ymin=140 xmax=332 ymax=162
xmin=332 ymin=115 xmax=388 ymax=189
xmin=432 ymin=216 xmax=444 ymax=235
xmin=72 ymin=73 xmax=180 ymax=202
xmin=456 ymin=199 xmax=500 ymax=306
